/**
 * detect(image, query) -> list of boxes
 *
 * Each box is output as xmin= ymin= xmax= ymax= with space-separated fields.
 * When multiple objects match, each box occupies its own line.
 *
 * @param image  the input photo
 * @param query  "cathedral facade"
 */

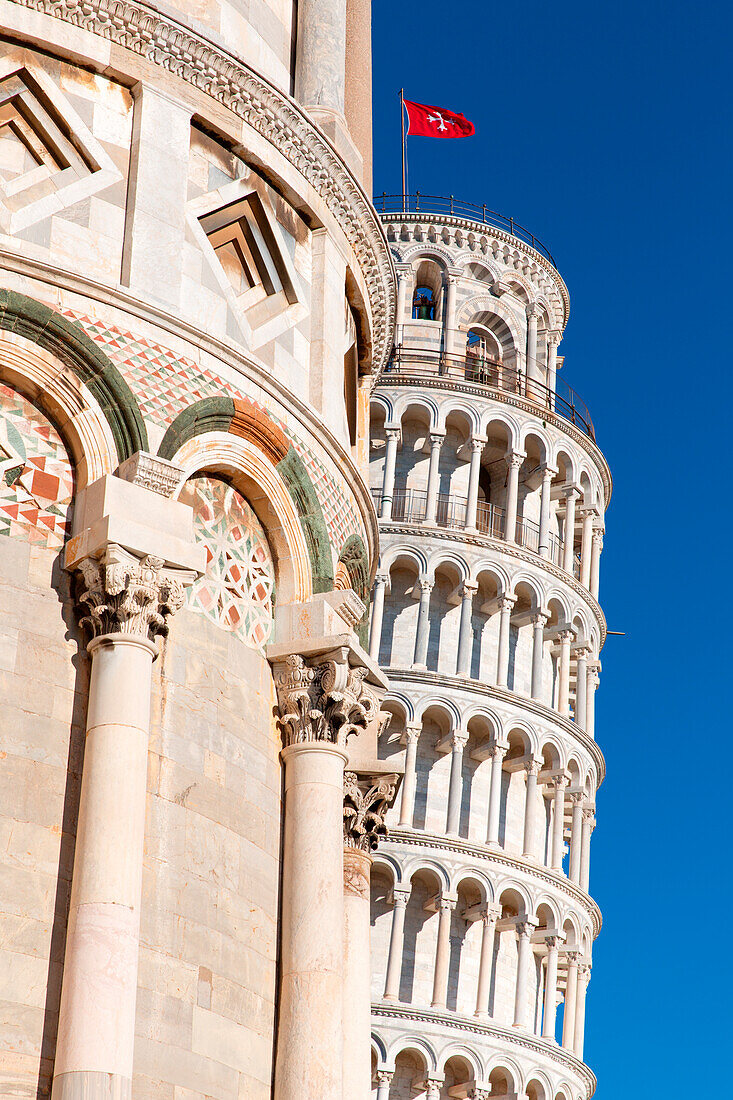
xmin=0 ymin=2 xmax=609 ymax=1100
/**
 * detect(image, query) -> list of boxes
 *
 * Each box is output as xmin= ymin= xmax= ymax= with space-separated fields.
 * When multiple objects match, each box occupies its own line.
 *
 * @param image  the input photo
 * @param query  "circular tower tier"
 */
xmin=368 ymin=205 xmax=611 ymax=1100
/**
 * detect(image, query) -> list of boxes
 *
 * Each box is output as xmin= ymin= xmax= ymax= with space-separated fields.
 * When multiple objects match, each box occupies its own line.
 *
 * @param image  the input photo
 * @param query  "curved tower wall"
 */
xmin=0 ymin=3 xmax=393 ymax=1100
xmin=369 ymin=211 xmax=610 ymax=1100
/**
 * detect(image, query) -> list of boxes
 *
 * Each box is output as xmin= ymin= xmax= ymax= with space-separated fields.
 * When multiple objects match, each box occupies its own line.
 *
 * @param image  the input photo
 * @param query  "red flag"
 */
xmin=403 ymin=99 xmax=475 ymax=139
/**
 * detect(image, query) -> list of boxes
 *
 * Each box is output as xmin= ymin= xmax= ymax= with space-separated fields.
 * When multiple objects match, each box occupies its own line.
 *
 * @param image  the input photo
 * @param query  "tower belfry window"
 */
xmin=412 ymin=287 xmax=435 ymax=320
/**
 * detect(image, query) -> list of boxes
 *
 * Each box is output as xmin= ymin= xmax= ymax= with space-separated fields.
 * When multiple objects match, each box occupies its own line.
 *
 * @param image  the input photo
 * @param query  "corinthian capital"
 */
xmin=343 ymin=771 xmax=399 ymax=852
xmin=74 ymin=544 xmax=191 ymax=642
xmin=272 ymin=649 xmax=383 ymax=748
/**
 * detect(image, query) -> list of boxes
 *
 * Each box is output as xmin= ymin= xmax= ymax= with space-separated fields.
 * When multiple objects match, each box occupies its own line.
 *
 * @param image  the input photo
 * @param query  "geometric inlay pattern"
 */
xmin=0 ymin=381 xmax=74 ymax=550
xmin=178 ymin=475 xmax=275 ymax=651
xmin=61 ymin=310 xmax=363 ymax=551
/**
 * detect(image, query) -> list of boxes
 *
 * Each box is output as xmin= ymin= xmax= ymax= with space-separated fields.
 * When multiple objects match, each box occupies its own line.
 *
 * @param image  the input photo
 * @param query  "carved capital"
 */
xmin=460 ymin=582 xmax=479 ymax=599
xmin=506 ymin=450 xmax=525 ymax=470
xmin=547 ymin=329 xmax=562 ymax=347
xmin=273 ymin=650 xmax=382 ymax=748
xmin=376 ymin=1070 xmax=394 ymax=1087
xmin=404 ymin=723 xmax=422 ymax=745
xmin=418 ymin=577 xmax=434 ymax=596
xmin=343 ymin=771 xmax=398 ymax=852
xmin=74 ymin=544 xmax=191 ymax=642
xmin=385 ymin=427 xmax=402 ymax=442
xmin=498 ymin=594 xmax=516 ymax=613
xmin=392 ymin=886 xmax=411 ymax=909
xmin=428 ymin=431 xmax=445 ymax=448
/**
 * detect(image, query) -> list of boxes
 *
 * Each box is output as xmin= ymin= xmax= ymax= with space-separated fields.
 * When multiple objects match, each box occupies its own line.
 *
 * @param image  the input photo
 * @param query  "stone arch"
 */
xmin=386 ymin=1035 xmax=438 ymax=1075
xmin=458 ymin=294 xmax=523 ymax=353
xmin=0 ymin=289 xmax=147 ymax=461
xmin=161 ymin=399 xmax=334 ymax=594
xmin=0 ymin=329 xmax=117 ymax=490
xmin=391 ymin=393 xmax=440 ymax=432
xmin=170 ymin=432 xmax=314 ymax=606
xmin=438 ymin=1044 xmax=482 ymax=1080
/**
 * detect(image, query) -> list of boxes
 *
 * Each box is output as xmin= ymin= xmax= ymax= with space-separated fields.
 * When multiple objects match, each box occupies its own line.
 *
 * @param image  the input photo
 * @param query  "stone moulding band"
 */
xmin=370 ymin=1003 xmax=596 ymax=1092
xmin=6 ymin=0 xmax=396 ymax=375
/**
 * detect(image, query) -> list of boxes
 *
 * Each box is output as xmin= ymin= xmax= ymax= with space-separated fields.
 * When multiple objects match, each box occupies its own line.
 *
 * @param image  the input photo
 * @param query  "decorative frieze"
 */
xmin=74 ymin=543 xmax=189 ymax=640
xmin=343 ymin=771 xmax=398 ymax=852
xmin=272 ymin=649 xmax=383 ymax=747
xmin=116 ymin=450 xmax=183 ymax=498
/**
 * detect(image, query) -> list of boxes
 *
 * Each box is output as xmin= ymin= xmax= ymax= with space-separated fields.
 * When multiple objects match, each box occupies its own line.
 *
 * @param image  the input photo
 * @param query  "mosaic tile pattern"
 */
xmin=0 ymin=382 xmax=74 ymax=549
xmin=62 ymin=310 xmax=362 ymax=552
xmin=179 ymin=475 xmax=275 ymax=650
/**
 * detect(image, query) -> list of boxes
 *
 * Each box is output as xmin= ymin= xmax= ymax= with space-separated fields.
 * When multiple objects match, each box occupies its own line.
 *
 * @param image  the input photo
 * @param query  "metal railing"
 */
xmin=384 ymin=340 xmax=595 ymax=441
xmin=372 ymin=487 xmax=580 ymax=578
xmin=374 ymin=192 xmax=556 ymax=265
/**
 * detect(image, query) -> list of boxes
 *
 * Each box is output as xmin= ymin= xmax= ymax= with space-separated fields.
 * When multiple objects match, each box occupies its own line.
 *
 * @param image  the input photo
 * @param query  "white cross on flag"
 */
xmin=403 ymin=99 xmax=475 ymax=139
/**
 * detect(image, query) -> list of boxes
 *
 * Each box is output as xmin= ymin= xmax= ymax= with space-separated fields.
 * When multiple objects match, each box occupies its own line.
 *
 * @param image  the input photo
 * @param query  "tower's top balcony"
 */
xmin=375 ymin=192 xmax=557 ymax=267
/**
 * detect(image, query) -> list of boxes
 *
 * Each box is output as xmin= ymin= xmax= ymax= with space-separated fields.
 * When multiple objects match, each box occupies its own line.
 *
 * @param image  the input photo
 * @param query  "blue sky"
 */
xmin=372 ymin=1 xmax=729 ymax=1090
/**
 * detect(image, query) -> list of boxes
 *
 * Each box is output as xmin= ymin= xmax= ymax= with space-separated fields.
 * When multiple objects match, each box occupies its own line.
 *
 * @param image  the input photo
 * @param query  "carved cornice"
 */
xmin=378 ymin=523 xmax=607 ymax=646
xmin=376 ymin=373 xmax=612 ymax=504
xmin=383 ymin=667 xmax=606 ymax=783
xmin=384 ymin=827 xmax=602 ymax=936
xmin=272 ymin=650 xmax=383 ymax=748
xmin=8 ymin=0 xmax=396 ymax=374
xmin=370 ymin=1003 xmax=596 ymax=1093
xmin=343 ymin=771 xmax=399 ymax=851
xmin=74 ymin=544 xmax=190 ymax=641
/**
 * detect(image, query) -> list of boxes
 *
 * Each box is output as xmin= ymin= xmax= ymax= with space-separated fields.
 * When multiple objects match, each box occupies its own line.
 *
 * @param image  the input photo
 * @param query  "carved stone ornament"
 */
xmin=343 ymin=771 xmax=398 ymax=852
xmin=75 ymin=544 xmax=188 ymax=641
xmin=8 ymin=0 xmax=395 ymax=376
xmin=116 ymin=451 xmax=184 ymax=498
xmin=273 ymin=651 xmax=382 ymax=747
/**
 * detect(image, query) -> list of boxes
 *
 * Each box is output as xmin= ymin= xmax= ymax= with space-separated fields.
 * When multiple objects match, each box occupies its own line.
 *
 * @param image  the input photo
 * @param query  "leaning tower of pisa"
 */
xmin=368 ymin=197 xmax=609 ymax=1100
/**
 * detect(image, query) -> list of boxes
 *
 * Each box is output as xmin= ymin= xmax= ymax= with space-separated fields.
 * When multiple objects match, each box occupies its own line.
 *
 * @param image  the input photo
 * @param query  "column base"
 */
xmin=52 ymin=1071 xmax=131 ymax=1100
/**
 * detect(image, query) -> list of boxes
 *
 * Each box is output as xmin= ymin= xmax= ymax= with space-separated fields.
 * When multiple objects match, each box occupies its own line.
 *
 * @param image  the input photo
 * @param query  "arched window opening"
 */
xmin=413 ymin=286 xmax=436 ymax=320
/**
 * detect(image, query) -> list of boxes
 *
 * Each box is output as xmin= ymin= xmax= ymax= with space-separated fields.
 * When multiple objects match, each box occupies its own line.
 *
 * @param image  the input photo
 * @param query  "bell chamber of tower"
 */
xmin=368 ymin=202 xmax=611 ymax=1100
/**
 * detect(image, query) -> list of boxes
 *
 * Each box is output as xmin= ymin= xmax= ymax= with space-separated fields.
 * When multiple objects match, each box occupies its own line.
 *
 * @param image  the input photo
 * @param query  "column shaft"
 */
xmin=412 ymin=580 xmax=432 ymax=668
xmin=398 ymin=728 xmax=420 ymax=827
xmin=275 ymin=743 xmax=347 ymax=1100
xmin=526 ymin=307 xmax=540 ymax=389
xmin=368 ymin=574 xmax=388 ymax=660
xmin=513 ymin=925 xmax=532 ymax=1027
xmin=562 ymin=489 xmax=578 ymax=574
xmin=52 ymin=635 xmax=156 ymax=1100
xmin=580 ymin=510 xmax=594 ymax=588
xmin=464 ymin=440 xmax=484 ymax=530
xmin=542 ymin=941 xmax=559 ymax=1040
xmin=575 ymin=651 xmax=588 ymax=728
xmin=456 ymin=585 xmax=476 ymax=677
xmin=586 ymin=664 xmax=599 ymax=738
xmin=538 ymin=468 xmax=554 ymax=558
xmin=531 ymin=615 xmax=546 ymax=701
xmin=486 ymin=747 xmax=507 ymax=846
xmin=445 ymin=736 xmax=466 ymax=835
xmin=431 ymin=901 xmax=454 ymax=1009
xmin=557 ymin=631 xmax=573 ymax=716
xmin=562 ymin=957 xmax=579 ymax=1050
xmin=569 ymin=797 xmax=584 ymax=883
xmin=590 ymin=529 xmax=604 ymax=599
xmin=496 ymin=597 xmax=514 ymax=687
xmin=474 ymin=912 xmax=497 ymax=1018
xmin=522 ymin=763 xmax=540 ymax=859
xmin=551 ymin=779 xmax=567 ymax=871
xmin=580 ymin=810 xmax=595 ymax=893
xmin=380 ymin=430 xmax=399 ymax=519
xmin=295 ymin=0 xmax=347 ymax=113
xmin=375 ymin=1072 xmax=393 ymax=1100
xmin=504 ymin=453 xmax=523 ymax=543
xmin=574 ymin=968 xmax=590 ymax=1059
xmin=383 ymin=893 xmax=408 ymax=1000
xmin=424 ymin=434 xmax=444 ymax=524
xmin=342 ymin=847 xmax=373 ymax=1100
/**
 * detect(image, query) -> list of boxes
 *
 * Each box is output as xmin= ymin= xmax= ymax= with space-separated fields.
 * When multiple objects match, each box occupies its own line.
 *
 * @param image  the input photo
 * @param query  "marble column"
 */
xmin=579 ymin=508 xmax=595 ymax=589
xmin=550 ymin=775 xmax=568 ymax=871
xmin=474 ymin=907 xmax=499 ymax=1018
xmin=53 ymin=549 xmax=192 ymax=1100
xmin=295 ymin=0 xmax=347 ymax=115
xmin=424 ymin=431 xmax=445 ymax=524
xmin=464 ymin=437 xmax=485 ymax=530
xmin=272 ymin=650 xmax=380 ymax=1100
xmin=398 ymin=724 xmax=421 ymax=827
xmin=369 ymin=572 xmax=389 ymax=660
xmin=375 ymin=1070 xmax=394 ymax=1100
xmin=395 ymin=266 xmax=410 ymax=326
xmin=580 ymin=808 xmax=596 ymax=893
xmin=562 ymin=953 xmax=579 ymax=1050
xmin=562 ymin=486 xmax=579 ymax=575
xmin=574 ymin=646 xmax=590 ymax=728
xmin=568 ymin=794 xmax=584 ymax=884
xmin=380 ymin=428 xmax=400 ymax=519
xmin=431 ymin=896 xmax=456 ymax=1009
xmin=496 ymin=594 xmax=516 ymax=687
xmin=590 ymin=527 xmax=604 ymax=599
xmin=486 ymin=742 xmax=508 ymax=847
xmin=412 ymin=577 xmax=433 ymax=668
xmin=344 ymin=0 xmax=372 ymax=184
xmin=531 ymin=612 xmax=548 ymax=701
xmin=444 ymin=274 xmax=457 ymax=344
xmin=586 ymin=662 xmax=600 ymax=739
xmin=542 ymin=937 xmax=561 ymax=1040
xmin=513 ymin=922 xmax=535 ymax=1028
xmin=526 ymin=303 xmax=541 ymax=391
xmin=537 ymin=466 xmax=556 ymax=559
xmin=556 ymin=629 xmax=574 ymax=716
xmin=522 ymin=759 xmax=541 ymax=860
xmin=456 ymin=582 xmax=477 ymax=677
xmin=574 ymin=965 xmax=590 ymax=1059
xmin=425 ymin=1079 xmax=444 ymax=1100
xmin=547 ymin=330 xmax=561 ymax=401
xmin=383 ymin=887 xmax=410 ymax=1000
xmin=504 ymin=451 xmax=525 ymax=543
xmin=342 ymin=772 xmax=398 ymax=1100
xmin=445 ymin=731 xmax=468 ymax=835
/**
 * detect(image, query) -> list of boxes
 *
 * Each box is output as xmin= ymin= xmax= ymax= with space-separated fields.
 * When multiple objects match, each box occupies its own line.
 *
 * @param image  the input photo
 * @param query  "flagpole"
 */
xmin=400 ymin=88 xmax=406 ymax=212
